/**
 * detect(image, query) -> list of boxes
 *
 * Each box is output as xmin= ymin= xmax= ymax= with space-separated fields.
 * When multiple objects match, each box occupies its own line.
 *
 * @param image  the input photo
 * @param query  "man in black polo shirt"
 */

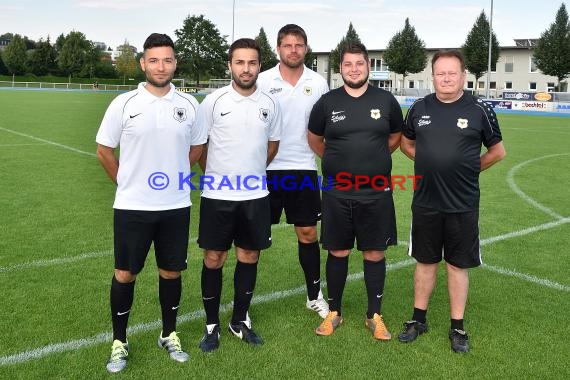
xmin=398 ymin=49 xmax=506 ymax=353
xmin=308 ymin=42 xmax=402 ymax=340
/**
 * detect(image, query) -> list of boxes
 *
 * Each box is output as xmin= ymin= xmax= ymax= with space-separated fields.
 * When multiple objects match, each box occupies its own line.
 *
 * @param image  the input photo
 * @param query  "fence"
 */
xmin=0 ymin=81 xmax=137 ymax=92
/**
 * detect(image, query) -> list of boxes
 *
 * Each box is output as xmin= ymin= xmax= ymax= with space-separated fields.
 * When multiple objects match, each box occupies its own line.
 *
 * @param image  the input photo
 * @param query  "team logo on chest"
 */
xmin=457 ymin=118 xmax=468 ymax=129
xmin=259 ymin=108 xmax=270 ymax=122
xmin=303 ymin=86 xmax=312 ymax=96
xmin=173 ymin=107 xmax=187 ymax=123
xmin=370 ymin=109 xmax=381 ymax=120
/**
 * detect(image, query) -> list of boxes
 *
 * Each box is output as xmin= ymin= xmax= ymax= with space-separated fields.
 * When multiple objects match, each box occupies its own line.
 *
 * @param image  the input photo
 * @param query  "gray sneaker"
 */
xmin=158 ymin=331 xmax=189 ymax=362
xmin=106 ymin=339 xmax=128 ymax=373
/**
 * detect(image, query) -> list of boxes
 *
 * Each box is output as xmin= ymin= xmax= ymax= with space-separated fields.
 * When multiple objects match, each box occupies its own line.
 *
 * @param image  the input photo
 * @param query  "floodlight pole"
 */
xmin=232 ymin=0 xmax=235 ymax=43
xmin=485 ymin=0 xmax=494 ymax=99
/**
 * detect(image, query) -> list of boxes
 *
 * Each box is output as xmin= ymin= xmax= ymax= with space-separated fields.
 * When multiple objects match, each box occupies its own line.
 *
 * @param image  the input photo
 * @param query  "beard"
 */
xmin=280 ymin=54 xmax=304 ymax=69
xmin=233 ymin=73 xmax=258 ymax=90
xmin=145 ymin=73 xmax=173 ymax=88
xmin=342 ymin=75 xmax=368 ymax=89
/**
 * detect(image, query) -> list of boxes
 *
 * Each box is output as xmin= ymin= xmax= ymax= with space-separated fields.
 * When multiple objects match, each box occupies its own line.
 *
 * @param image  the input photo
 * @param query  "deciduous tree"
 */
xmin=175 ymin=14 xmax=229 ymax=86
xmin=3 ymin=34 xmax=27 ymax=75
xmin=329 ymin=22 xmax=362 ymax=73
xmin=255 ymin=27 xmax=278 ymax=72
xmin=534 ymin=3 xmax=570 ymax=91
xmin=383 ymin=18 xmax=427 ymax=92
xmin=462 ymin=10 xmax=500 ymax=93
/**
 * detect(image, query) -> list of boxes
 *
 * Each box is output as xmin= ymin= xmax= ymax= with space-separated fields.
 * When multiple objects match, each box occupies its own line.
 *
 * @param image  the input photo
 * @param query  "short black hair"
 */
xmin=228 ymin=38 xmax=261 ymax=62
xmin=143 ymin=33 xmax=175 ymax=51
xmin=340 ymin=41 xmax=369 ymax=63
xmin=277 ymin=24 xmax=307 ymax=46
xmin=431 ymin=49 xmax=466 ymax=72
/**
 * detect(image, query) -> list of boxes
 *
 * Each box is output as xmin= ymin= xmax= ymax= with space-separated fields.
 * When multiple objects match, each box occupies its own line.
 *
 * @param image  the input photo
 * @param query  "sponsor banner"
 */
xmin=177 ymin=87 xmax=199 ymax=93
xmin=396 ymin=96 xmax=419 ymax=106
xmin=511 ymin=101 xmax=552 ymax=112
xmin=485 ymin=100 xmax=513 ymax=109
xmin=502 ymin=91 xmax=553 ymax=102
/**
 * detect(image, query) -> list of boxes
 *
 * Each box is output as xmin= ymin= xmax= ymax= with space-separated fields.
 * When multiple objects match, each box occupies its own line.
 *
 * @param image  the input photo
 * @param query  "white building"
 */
xmin=311 ymin=39 xmax=567 ymax=98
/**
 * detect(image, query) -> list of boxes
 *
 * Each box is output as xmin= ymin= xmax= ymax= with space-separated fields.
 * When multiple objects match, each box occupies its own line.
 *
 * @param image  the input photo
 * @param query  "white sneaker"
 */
xmin=106 ymin=339 xmax=128 ymax=373
xmin=306 ymin=290 xmax=330 ymax=319
xmin=158 ymin=331 xmax=189 ymax=363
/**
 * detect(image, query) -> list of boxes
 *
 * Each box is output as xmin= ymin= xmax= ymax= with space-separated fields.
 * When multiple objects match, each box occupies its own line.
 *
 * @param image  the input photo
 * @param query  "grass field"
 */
xmin=0 ymin=89 xmax=569 ymax=379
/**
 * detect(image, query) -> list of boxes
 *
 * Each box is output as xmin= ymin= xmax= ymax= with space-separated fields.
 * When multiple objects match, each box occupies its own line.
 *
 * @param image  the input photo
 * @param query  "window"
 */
xmin=408 ymin=80 xmax=415 ymax=89
xmin=490 ymin=81 xmax=496 ymax=89
xmin=547 ymin=82 xmax=555 ymax=92
xmin=309 ymin=58 xmax=318 ymax=72
xmin=529 ymin=82 xmax=537 ymax=90
xmin=505 ymin=81 xmax=513 ymax=89
xmin=323 ymin=59 xmax=328 ymax=73
xmin=478 ymin=81 xmax=485 ymax=89
xmin=530 ymin=57 xmax=538 ymax=73
xmin=467 ymin=81 xmax=474 ymax=89
xmin=491 ymin=61 xmax=497 ymax=72
xmin=370 ymin=58 xmax=389 ymax=71
xmin=505 ymin=56 xmax=514 ymax=73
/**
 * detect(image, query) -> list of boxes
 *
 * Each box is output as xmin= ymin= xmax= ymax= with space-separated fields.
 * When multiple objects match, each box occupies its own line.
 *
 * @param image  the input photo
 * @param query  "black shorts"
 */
xmin=320 ymin=192 xmax=397 ymax=251
xmin=266 ymin=170 xmax=321 ymax=227
xmin=198 ymin=196 xmax=272 ymax=251
xmin=113 ymin=207 xmax=190 ymax=275
xmin=408 ymin=205 xmax=481 ymax=268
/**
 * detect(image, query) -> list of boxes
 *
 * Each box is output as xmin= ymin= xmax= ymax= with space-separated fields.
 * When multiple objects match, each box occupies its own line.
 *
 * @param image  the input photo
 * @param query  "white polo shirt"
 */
xmin=197 ymin=84 xmax=282 ymax=201
xmin=96 ymin=82 xmax=207 ymax=211
xmin=257 ymin=64 xmax=329 ymax=171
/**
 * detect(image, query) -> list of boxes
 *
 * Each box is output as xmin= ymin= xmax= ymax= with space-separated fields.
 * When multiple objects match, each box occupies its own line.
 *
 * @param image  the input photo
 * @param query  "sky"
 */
xmin=0 ymin=0 xmax=564 ymax=52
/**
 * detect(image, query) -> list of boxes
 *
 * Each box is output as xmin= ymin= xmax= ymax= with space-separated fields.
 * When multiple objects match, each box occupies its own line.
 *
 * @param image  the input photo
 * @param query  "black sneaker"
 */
xmin=398 ymin=320 xmax=428 ymax=343
xmin=199 ymin=324 xmax=220 ymax=353
xmin=228 ymin=314 xmax=263 ymax=346
xmin=449 ymin=329 xmax=469 ymax=353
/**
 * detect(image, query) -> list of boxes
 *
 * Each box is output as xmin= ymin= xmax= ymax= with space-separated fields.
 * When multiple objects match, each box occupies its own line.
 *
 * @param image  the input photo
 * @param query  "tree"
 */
xmin=115 ymin=40 xmax=138 ymax=84
xmin=329 ymin=22 xmax=362 ymax=73
xmin=534 ymin=3 xmax=570 ymax=91
xmin=27 ymin=37 xmax=56 ymax=76
xmin=462 ymin=10 xmax=500 ymax=93
xmin=255 ymin=27 xmax=278 ymax=72
xmin=175 ymin=14 xmax=229 ymax=86
xmin=383 ymin=18 xmax=427 ymax=92
xmin=0 ymin=53 xmax=9 ymax=75
xmin=58 ymin=31 xmax=91 ymax=77
xmin=304 ymin=46 xmax=316 ymax=69
xmin=3 ymin=34 xmax=27 ymax=75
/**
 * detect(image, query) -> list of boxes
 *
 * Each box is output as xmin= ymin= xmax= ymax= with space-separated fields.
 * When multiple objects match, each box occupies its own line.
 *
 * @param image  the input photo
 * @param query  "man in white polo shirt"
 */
xmin=196 ymin=38 xmax=282 ymax=353
xmin=257 ymin=24 xmax=330 ymax=319
xmin=96 ymin=33 xmax=207 ymax=373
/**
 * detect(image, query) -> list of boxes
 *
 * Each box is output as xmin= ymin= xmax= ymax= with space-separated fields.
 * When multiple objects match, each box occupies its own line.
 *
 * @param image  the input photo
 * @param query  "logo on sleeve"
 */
xmin=259 ymin=108 xmax=270 ymax=122
xmin=173 ymin=107 xmax=187 ymax=123
xmin=370 ymin=109 xmax=381 ymax=120
xmin=457 ymin=118 xmax=469 ymax=129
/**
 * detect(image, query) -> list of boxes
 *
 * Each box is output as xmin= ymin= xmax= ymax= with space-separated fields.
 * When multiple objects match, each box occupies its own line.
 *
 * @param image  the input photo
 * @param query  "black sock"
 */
xmin=326 ymin=252 xmax=348 ymax=316
xmin=110 ymin=276 xmax=135 ymax=343
xmin=363 ymin=258 xmax=386 ymax=319
xmin=232 ymin=260 xmax=258 ymax=324
xmin=201 ymin=262 xmax=223 ymax=325
xmin=159 ymin=276 xmax=181 ymax=337
xmin=412 ymin=307 xmax=427 ymax=324
xmin=298 ymin=241 xmax=321 ymax=300
xmin=451 ymin=318 xmax=464 ymax=331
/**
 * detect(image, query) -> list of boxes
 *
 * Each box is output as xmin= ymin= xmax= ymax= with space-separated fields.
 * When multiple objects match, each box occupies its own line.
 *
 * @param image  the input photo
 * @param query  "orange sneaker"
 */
xmin=365 ymin=313 xmax=392 ymax=340
xmin=315 ymin=311 xmax=343 ymax=336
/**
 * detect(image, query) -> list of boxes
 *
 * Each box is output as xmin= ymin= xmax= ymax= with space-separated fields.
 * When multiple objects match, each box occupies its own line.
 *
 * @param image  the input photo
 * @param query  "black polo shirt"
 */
xmin=308 ymin=85 xmax=403 ymax=199
xmin=403 ymin=91 xmax=503 ymax=212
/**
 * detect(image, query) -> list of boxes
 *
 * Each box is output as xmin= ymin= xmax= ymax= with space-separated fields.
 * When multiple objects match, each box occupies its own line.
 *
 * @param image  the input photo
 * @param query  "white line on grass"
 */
xmin=0 ymin=143 xmax=46 ymax=147
xmin=0 ymin=259 xmax=415 ymax=366
xmin=0 ymin=127 xmax=96 ymax=157
xmin=506 ymin=153 xmax=569 ymax=220
xmin=482 ymin=264 xmax=570 ymax=292
xmin=0 ymin=251 xmax=112 ymax=274
xmin=0 ymin=223 xmax=293 ymax=275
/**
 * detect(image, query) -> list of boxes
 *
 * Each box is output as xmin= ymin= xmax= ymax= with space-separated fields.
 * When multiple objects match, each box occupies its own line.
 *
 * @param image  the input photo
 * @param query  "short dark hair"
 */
xmin=143 ymin=33 xmax=175 ymax=51
xmin=277 ymin=24 xmax=307 ymax=46
xmin=340 ymin=41 xmax=369 ymax=63
xmin=431 ymin=49 xmax=466 ymax=72
xmin=228 ymin=38 xmax=261 ymax=62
